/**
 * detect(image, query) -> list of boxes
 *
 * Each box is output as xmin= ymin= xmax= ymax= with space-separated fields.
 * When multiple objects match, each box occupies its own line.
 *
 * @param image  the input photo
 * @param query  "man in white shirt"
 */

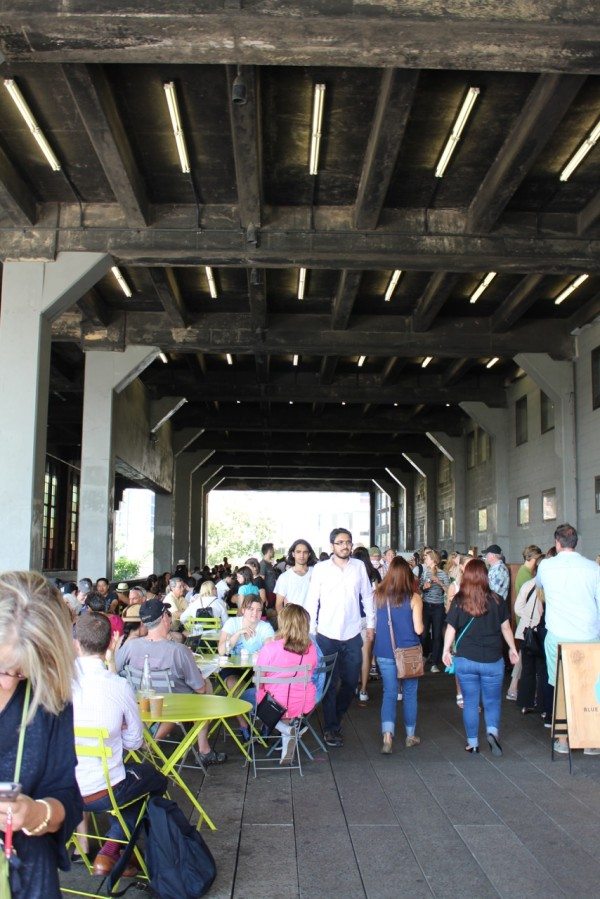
xmin=305 ymin=527 xmax=375 ymax=747
xmin=536 ymin=523 xmax=600 ymax=754
xmin=73 ymin=612 xmax=167 ymax=877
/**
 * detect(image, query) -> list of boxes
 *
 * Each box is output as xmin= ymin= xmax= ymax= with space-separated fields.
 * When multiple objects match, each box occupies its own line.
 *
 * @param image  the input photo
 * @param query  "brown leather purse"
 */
xmin=386 ymin=600 xmax=424 ymax=678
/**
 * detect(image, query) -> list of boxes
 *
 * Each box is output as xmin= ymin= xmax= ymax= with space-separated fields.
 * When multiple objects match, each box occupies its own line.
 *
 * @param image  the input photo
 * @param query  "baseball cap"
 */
xmin=369 ymin=546 xmax=382 ymax=556
xmin=139 ymin=598 xmax=169 ymax=624
xmin=116 ymin=582 xmax=130 ymax=593
xmin=483 ymin=544 xmax=503 ymax=556
xmin=122 ymin=603 xmax=142 ymax=623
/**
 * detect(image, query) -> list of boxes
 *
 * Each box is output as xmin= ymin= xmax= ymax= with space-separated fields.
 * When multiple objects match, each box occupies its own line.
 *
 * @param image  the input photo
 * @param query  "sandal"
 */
xmin=456 ymin=694 xmax=464 ymax=708
xmin=405 ymin=735 xmax=421 ymax=748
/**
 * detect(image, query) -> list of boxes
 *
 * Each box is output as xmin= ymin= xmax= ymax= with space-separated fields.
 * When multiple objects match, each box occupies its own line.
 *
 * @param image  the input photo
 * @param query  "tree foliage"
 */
xmin=206 ymin=503 xmax=278 ymax=566
xmin=113 ymin=555 xmax=141 ymax=579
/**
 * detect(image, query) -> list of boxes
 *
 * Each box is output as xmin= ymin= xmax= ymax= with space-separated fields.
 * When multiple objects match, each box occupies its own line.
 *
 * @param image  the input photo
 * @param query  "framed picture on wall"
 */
xmin=478 ymin=507 xmax=487 ymax=532
xmin=542 ymin=488 xmax=557 ymax=521
xmin=517 ymin=495 xmax=530 ymax=526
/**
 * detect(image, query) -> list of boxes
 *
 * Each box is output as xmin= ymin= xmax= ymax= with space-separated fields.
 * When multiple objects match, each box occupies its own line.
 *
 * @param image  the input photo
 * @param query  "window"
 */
xmin=478 ymin=507 xmax=487 ymax=532
xmin=516 ymin=396 xmax=528 ymax=445
xmin=542 ymin=488 xmax=557 ymax=522
xmin=42 ymin=462 xmax=59 ymax=569
xmin=596 ymin=477 xmax=600 ymax=514
xmin=67 ymin=472 xmax=79 ymax=570
xmin=540 ymin=391 xmax=555 ymax=433
xmin=477 ymin=429 xmax=491 ymax=464
xmin=593 ymin=346 xmax=600 ymax=410
xmin=517 ymin=495 xmax=530 ymax=526
xmin=467 ymin=431 xmax=476 ymax=469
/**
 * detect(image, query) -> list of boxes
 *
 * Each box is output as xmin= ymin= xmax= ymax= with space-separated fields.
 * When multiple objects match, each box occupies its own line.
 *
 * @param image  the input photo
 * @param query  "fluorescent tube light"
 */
xmin=298 ymin=268 xmax=307 ymax=300
xmin=309 ymin=83 xmax=326 ymax=175
xmin=4 ymin=78 xmax=61 ymax=171
xmin=560 ymin=119 xmax=600 ymax=182
xmin=205 ymin=266 xmax=217 ymax=298
xmin=226 ymin=353 xmax=233 ymax=365
xmin=357 ymin=355 xmax=366 ymax=367
xmin=554 ymin=273 xmax=589 ymax=306
xmin=236 ymin=400 xmax=241 ymax=404
xmin=163 ymin=81 xmax=190 ymax=174
xmin=341 ymin=401 xmax=346 ymax=406
xmin=486 ymin=357 xmax=499 ymax=369
xmin=435 ymin=86 xmax=480 ymax=178
xmin=111 ymin=266 xmax=132 ymax=298
xmin=470 ymin=271 xmax=496 ymax=304
xmin=158 ymin=352 xmax=169 ymax=364
xmin=422 ymin=356 xmax=432 ymax=368
xmin=384 ymin=270 xmax=402 ymax=302
xmin=293 ymin=354 xmax=299 ymax=366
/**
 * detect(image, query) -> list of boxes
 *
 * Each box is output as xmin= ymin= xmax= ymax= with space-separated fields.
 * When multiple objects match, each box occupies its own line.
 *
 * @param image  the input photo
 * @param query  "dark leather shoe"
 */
xmin=93 ymin=854 xmax=139 ymax=879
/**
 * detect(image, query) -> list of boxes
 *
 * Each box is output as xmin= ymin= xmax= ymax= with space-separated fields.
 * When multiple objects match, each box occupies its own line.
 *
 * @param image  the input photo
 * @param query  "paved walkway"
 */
xmin=61 ymin=672 xmax=600 ymax=898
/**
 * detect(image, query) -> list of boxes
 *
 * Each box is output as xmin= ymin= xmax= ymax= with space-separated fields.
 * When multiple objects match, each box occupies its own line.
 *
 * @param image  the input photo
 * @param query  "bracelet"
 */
xmin=23 ymin=798 xmax=51 ymax=836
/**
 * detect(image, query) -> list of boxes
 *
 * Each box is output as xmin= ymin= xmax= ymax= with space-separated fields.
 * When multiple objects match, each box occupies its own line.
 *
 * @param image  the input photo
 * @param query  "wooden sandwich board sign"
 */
xmin=551 ymin=642 xmax=600 ymax=772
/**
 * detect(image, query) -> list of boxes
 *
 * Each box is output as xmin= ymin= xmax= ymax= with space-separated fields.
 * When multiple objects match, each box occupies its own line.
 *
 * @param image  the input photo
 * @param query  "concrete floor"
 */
xmin=61 ymin=672 xmax=600 ymax=898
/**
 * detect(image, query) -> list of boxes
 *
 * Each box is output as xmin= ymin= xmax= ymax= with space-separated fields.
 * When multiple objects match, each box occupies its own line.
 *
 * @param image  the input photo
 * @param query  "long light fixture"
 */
xmin=309 ymin=83 xmax=326 ymax=175
xmin=226 ymin=353 xmax=233 ymax=365
xmin=293 ymin=354 xmax=299 ymax=366
xmin=205 ymin=266 xmax=217 ymax=299
xmin=422 ymin=356 xmax=433 ymax=368
xmin=357 ymin=355 xmax=366 ymax=367
xmin=111 ymin=265 xmax=132 ymax=297
xmin=163 ymin=81 xmax=190 ymax=174
xmin=486 ymin=357 xmax=499 ymax=369
xmin=297 ymin=268 xmax=307 ymax=300
xmin=435 ymin=86 xmax=480 ymax=179
xmin=158 ymin=352 xmax=169 ymax=364
xmin=4 ymin=78 xmax=61 ymax=171
xmin=470 ymin=271 xmax=496 ymax=304
xmin=560 ymin=118 xmax=600 ymax=182
xmin=554 ymin=273 xmax=589 ymax=306
xmin=384 ymin=270 xmax=402 ymax=302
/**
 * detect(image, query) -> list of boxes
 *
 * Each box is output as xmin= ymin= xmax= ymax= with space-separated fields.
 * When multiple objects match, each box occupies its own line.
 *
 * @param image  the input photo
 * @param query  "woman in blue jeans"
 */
xmin=442 ymin=559 xmax=519 ymax=755
xmin=373 ymin=557 xmax=424 ymax=754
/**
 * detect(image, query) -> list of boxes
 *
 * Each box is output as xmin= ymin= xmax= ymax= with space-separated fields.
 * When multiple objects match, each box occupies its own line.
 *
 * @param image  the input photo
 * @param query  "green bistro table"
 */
xmin=195 ymin=652 xmax=264 ymax=753
xmin=141 ymin=692 xmax=251 ymax=829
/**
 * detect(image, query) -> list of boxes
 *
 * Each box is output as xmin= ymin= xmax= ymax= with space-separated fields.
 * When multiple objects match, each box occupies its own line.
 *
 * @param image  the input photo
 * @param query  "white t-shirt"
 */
xmin=274 ymin=567 xmax=313 ymax=608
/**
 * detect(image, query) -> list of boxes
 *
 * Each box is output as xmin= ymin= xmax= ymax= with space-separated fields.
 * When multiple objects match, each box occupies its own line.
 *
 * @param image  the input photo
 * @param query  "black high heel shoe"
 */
xmin=486 ymin=733 xmax=503 ymax=756
xmin=465 ymin=745 xmax=480 ymax=753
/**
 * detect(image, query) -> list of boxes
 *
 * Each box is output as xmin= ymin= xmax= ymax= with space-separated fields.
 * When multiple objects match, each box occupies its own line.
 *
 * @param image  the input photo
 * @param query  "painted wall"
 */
xmin=113 ymin=379 xmax=173 ymax=493
xmin=465 ymin=426 xmax=496 ymax=555
xmin=575 ymin=319 xmax=600 ymax=556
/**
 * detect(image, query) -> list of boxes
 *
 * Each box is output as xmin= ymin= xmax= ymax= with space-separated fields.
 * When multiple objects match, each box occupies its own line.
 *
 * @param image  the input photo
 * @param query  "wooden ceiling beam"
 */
xmin=62 ymin=64 xmax=150 ymax=228
xmin=219 ymin=465 xmax=386 ymax=481
xmin=148 ymin=267 xmax=188 ymax=328
xmin=354 ymin=69 xmax=419 ymax=230
xmin=320 ymin=356 xmax=338 ymax=385
xmin=466 ymin=74 xmax=585 ymax=234
xmin=247 ymin=268 xmax=267 ymax=330
xmin=331 ymin=270 xmax=362 ymax=329
xmin=227 ymin=65 xmax=262 ymax=231
xmin=178 ymin=431 xmax=434 ymax=454
xmin=568 ymin=289 xmax=600 ymax=331
xmin=211 ymin=452 xmax=412 ymax=470
xmin=218 ymin=478 xmax=373 ymax=492
xmin=0 ymin=144 xmax=37 ymax=225
xmin=577 ymin=189 xmax=600 ymax=236
xmin=491 ymin=273 xmax=545 ymax=332
xmin=255 ymin=353 xmax=270 ymax=385
xmin=381 ymin=357 xmax=408 ymax=385
xmin=412 ymin=273 xmax=460 ymax=332
xmin=445 ymin=358 xmax=475 ymax=384
xmin=77 ymin=288 xmax=111 ymax=328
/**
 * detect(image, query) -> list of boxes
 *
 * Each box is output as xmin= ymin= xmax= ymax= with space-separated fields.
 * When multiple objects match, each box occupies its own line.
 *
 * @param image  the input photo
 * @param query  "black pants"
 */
xmin=517 ymin=647 xmax=553 ymax=717
xmin=421 ymin=602 xmax=445 ymax=665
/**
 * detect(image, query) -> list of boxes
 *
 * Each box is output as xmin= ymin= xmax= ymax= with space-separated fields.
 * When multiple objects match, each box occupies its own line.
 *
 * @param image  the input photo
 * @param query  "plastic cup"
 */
xmin=240 ymin=649 xmax=250 ymax=663
xmin=138 ymin=695 xmax=151 ymax=713
xmin=149 ymin=695 xmax=164 ymax=717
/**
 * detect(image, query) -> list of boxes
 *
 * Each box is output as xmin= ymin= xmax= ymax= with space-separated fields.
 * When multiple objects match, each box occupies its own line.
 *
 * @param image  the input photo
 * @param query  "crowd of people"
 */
xmin=1 ymin=523 xmax=599 ymax=894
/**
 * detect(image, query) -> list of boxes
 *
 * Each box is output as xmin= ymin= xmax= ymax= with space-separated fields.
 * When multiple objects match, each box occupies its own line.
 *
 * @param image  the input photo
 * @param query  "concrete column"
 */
xmin=153 ymin=492 xmax=173 ymax=574
xmin=172 ymin=451 xmax=215 ymax=567
xmin=460 ymin=402 xmax=511 ymax=559
xmin=428 ymin=432 xmax=468 ymax=552
xmin=0 ymin=252 xmax=112 ymax=571
xmin=387 ymin=468 xmax=414 ymax=549
xmin=515 ymin=353 xmax=577 ymax=525
xmin=78 ymin=345 xmax=159 ymax=580
xmin=403 ymin=454 xmax=437 ymax=546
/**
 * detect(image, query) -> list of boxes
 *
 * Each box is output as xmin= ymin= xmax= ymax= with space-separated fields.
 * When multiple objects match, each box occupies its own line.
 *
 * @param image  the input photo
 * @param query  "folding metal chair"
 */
xmin=298 ymin=651 xmax=338 ymax=759
xmin=248 ymin=662 xmax=312 ymax=777
xmin=63 ymin=727 xmax=150 ymax=898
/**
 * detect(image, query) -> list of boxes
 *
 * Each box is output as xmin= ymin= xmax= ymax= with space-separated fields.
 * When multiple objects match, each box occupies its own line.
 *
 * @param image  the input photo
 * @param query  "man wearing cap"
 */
xmin=116 ymin=598 xmax=226 ymax=766
xmin=369 ymin=546 xmax=384 ymax=574
xmin=114 ymin=582 xmax=131 ymax=612
xmin=483 ymin=545 xmax=510 ymax=601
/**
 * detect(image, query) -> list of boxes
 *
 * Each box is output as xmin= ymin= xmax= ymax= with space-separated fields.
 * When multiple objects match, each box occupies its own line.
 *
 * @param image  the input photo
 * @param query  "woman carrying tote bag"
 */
xmin=373 ymin=558 xmax=424 ymax=754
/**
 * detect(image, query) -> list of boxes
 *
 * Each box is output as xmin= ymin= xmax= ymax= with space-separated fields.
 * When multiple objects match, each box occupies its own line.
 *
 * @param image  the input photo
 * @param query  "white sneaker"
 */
xmin=553 ymin=739 xmax=569 ymax=754
xmin=583 ymin=747 xmax=600 ymax=755
xmin=358 ymin=691 xmax=369 ymax=702
xmin=430 ymin=665 xmax=440 ymax=673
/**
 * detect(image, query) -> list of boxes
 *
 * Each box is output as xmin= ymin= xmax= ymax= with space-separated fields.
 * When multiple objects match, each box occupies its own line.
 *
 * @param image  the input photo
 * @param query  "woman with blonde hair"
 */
xmin=420 ymin=548 xmax=450 ymax=672
xmin=446 ymin=554 xmax=474 ymax=708
xmin=181 ymin=578 xmax=228 ymax=627
xmin=255 ymin=604 xmax=319 ymax=764
xmin=0 ymin=571 xmax=82 ymax=898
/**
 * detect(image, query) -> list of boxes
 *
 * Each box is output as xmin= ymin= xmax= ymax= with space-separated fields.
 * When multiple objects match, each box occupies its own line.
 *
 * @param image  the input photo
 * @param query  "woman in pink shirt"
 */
xmin=256 ymin=605 xmax=318 ymax=764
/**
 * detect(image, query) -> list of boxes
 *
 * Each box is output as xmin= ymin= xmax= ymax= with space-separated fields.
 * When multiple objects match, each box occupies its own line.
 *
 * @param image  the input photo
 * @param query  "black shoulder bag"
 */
xmin=256 ymin=652 xmax=305 ymax=734
xmin=522 ymin=586 xmax=545 ymax=658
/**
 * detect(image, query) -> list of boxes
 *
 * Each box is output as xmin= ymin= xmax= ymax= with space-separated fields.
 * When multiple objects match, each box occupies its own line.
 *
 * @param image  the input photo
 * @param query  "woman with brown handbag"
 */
xmin=373 ymin=557 xmax=424 ymax=754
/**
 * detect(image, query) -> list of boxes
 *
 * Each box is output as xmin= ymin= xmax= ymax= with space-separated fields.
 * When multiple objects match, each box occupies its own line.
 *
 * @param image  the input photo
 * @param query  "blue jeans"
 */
xmin=377 ymin=656 xmax=418 ymax=737
xmin=316 ymin=633 xmax=363 ymax=731
xmin=84 ymin=762 xmax=167 ymax=844
xmin=454 ymin=656 xmax=504 ymax=747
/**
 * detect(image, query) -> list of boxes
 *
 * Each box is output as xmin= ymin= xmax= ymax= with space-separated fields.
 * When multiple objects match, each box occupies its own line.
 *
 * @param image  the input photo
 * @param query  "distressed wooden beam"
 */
xmin=211 ymin=452 xmax=412 ymax=470
xmin=0 ymin=144 xmax=36 ymax=225
xmin=247 ymin=268 xmax=266 ymax=330
xmin=568 ymin=289 xmax=600 ymax=331
xmin=354 ymin=69 xmax=419 ymax=230
xmin=381 ymin=357 xmax=408 ymax=385
xmin=220 ymin=465 xmax=386 ymax=481
xmin=148 ymin=267 xmax=188 ymax=328
xmin=255 ymin=354 xmax=270 ymax=385
xmin=578 ymin=189 xmax=600 ymax=236
xmin=331 ymin=270 xmax=362 ymax=330
xmin=62 ymin=64 xmax=150 ymax=228
xmin=77 ymin=288 xmax=111 ymax=328
xmin=466 ymin=74 xmax=585 ymax=234
xmin=491 ymin=273 xmax=545 ymax=332
xmin=1 ymin=6 xmax=599 ymax=73
xmin=227 ymin=65 xmax=262 ymax=230
xmin=179 ymin=431 xmax=434 ymax=455
xmin=445 ymin=358 xmax=475 ymax=384
xmin=412 ymin=273 xmax=460 ymax=332
xmin=320 ymin=356 xmax=338 ymax=385
xmin=219 ymin=477 xmax=373 ymax=492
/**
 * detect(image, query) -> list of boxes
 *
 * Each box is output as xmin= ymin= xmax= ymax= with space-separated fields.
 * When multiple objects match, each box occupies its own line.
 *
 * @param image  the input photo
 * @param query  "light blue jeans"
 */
xmin=377 ymin=656 xmax=418 ymax=737
xmin=454 ymin=656 xmax=504 ymax=748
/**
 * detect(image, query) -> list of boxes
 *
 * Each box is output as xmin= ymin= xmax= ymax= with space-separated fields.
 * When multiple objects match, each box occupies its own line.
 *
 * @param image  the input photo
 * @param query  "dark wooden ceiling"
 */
xmin=1 ymin=3 xmax=599 ymax=490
